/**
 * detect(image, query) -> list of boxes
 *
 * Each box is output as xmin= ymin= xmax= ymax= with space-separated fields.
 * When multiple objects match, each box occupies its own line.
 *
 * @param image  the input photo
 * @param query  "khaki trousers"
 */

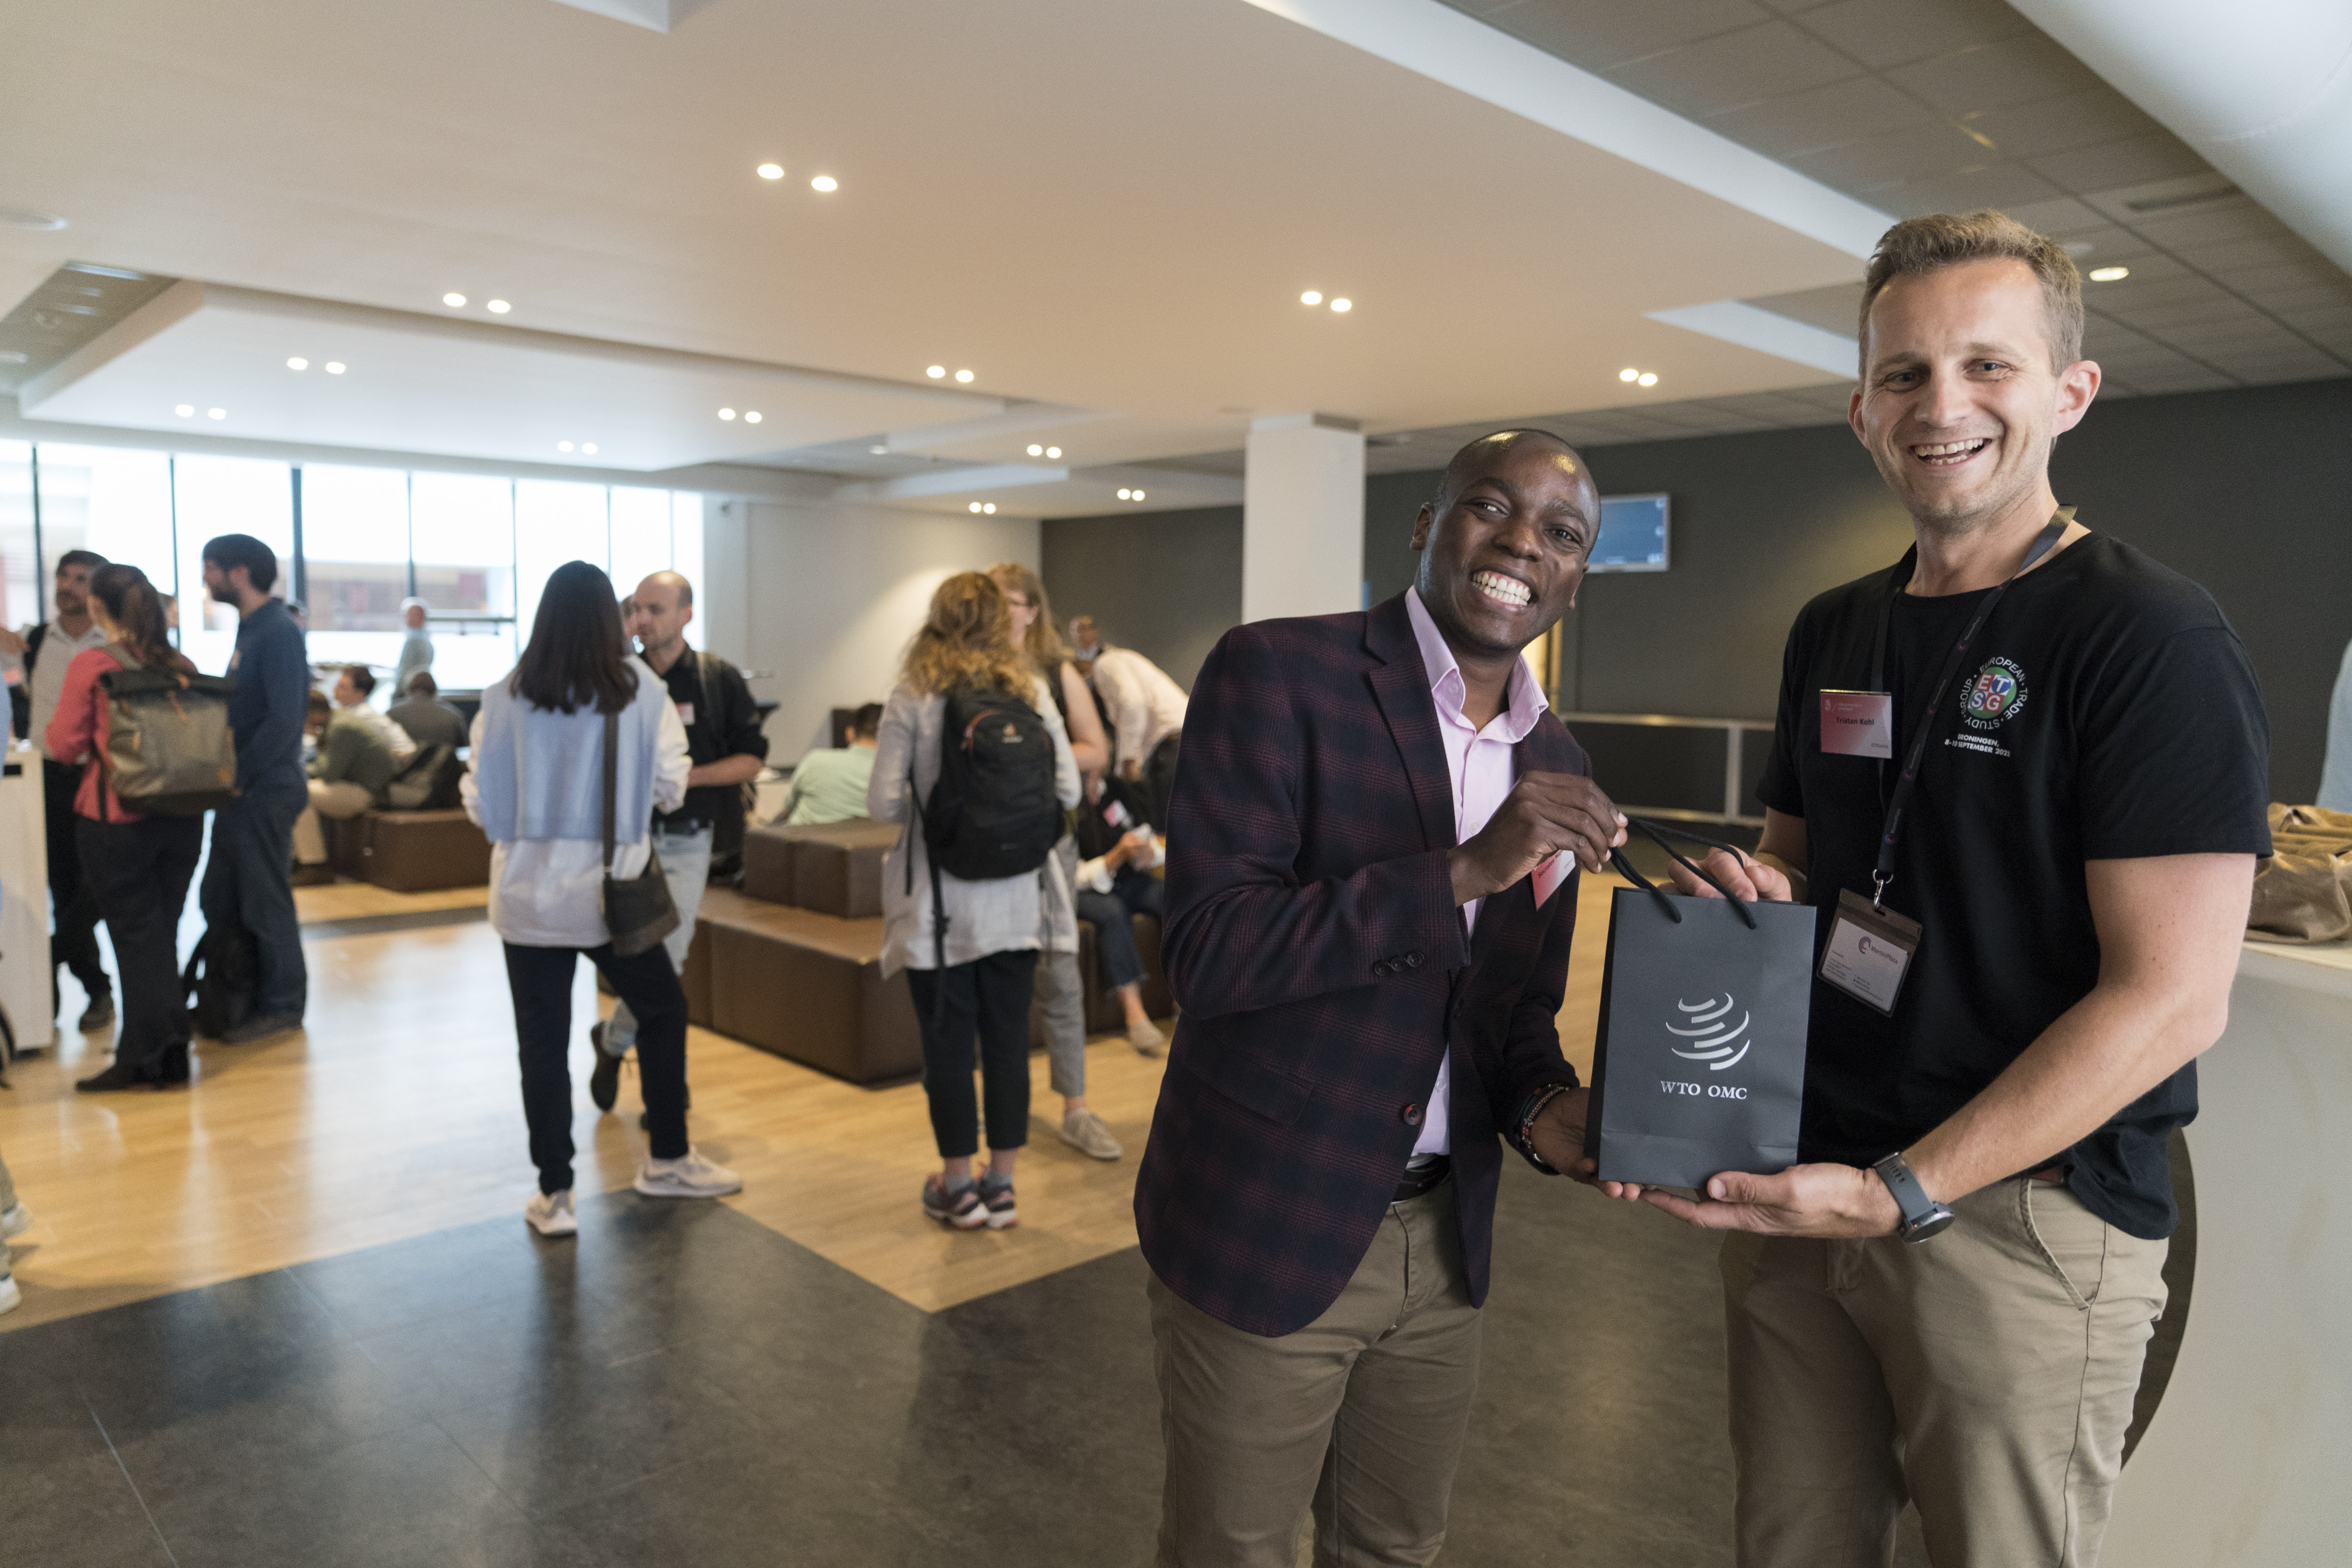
xmin=1722 ymin=1176 xmax=2168 ymax=1568
xmin=1149 ymin=1180 xmax=1480 ymax=1568
xmin=291 ymin=779 xmax=373 ymax=865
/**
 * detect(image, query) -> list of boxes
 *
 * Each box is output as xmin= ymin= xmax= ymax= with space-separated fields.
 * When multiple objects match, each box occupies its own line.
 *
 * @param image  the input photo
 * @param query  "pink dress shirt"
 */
xmin=1402 ymin=588 xmax=1565 ymax=1158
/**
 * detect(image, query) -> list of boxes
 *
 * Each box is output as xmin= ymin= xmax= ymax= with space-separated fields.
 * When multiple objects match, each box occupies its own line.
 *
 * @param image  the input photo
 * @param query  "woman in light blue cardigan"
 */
xmin=464 ymin=562 xmax=740 ymax=1237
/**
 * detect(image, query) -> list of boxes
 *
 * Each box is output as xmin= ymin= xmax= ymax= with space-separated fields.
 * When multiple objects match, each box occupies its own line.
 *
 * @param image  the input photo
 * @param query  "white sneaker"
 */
xmin=524 ymin=1189 xmax=578 ymax=1237
xmin=1059 ymin=1108 xmax=1124 ymax=1161
xmin=0 ymin=1203 xmax=30 ymax=1240
xmin=1127 ymin=1018 xmax=1166 ymax=1054
xmin=0 ymin=1274 xmax=20 ymax=1316
xmin=635 ymin=1149 xmax=743 ymax=1199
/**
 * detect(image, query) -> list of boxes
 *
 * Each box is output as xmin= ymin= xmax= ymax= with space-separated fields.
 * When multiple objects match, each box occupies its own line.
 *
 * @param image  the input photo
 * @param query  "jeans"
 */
xmin=44 ymin=759 xmax=108 ymax=1011
xmin=603 ymin=823 xmax=711 ymax=1055
xmin=906 ymin=949 xmax=1037 ymax=1159
xmin=503 ymin=939 xmax=690 ymax=1195
xmin=76 ymin=816 xmax=203 ymax=1076
xmin=1077 ymin=870 xmax=1165 ymax=992
xmin=199 ymin=786 xmax=308 ymax=1021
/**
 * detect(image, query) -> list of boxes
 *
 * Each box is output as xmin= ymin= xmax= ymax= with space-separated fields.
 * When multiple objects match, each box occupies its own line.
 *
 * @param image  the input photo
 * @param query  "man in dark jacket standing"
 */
xmin=1140 ymin=430 xmax=1627 ymax=1566
xmin=198 ymin=534 xmax=310 ymax=1044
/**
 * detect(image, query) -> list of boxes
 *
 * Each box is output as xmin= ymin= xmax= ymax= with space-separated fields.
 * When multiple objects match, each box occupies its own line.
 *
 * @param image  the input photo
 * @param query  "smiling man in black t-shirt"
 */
xmin=1611 ymin=211 xmax=2271 ymax=1567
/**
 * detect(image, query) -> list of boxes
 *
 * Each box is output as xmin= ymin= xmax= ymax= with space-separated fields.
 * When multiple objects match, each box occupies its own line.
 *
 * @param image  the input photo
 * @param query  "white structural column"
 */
xmin=1242 ymin=412 xmax=1365 ymax=624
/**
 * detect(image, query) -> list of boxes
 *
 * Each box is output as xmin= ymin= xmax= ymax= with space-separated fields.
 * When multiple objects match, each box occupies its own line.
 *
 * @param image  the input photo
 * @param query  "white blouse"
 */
xmin=462 ymin=701 xmax=691 ymax=949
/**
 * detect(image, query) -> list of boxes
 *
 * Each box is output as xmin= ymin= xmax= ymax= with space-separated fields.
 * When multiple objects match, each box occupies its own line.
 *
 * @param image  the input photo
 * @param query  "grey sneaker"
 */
xmin=0 ymin=1274 xmax=19 ymax=1317
xmin=524 ymin=1189 xmax=577 ymax=1237
xmin=1059 ymin=1109 xmax=1123 ymax=1161
xmin=1127 ymin=1017 xmax=1165 ymax=1054
xmin=922 ymin=1174 xmax=986 ymax=1229
xmin=976 ymin=1177 xmax=1018 ymax=1230
xmin=1 ymin=1203 xmax=30 ymax=1240
xmin=635 ymin=1149 xmax=743 ymax=1199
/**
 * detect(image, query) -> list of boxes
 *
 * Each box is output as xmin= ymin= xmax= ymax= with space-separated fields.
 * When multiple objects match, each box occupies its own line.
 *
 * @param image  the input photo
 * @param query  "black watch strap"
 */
xmin=1873 ymin=1152 xmax=1956 ymax=1243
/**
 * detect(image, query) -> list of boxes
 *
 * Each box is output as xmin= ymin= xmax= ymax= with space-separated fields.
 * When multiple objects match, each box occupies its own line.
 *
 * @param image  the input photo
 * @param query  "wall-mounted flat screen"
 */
xmin=1589 ymin=493 xmax=1670 ymax=573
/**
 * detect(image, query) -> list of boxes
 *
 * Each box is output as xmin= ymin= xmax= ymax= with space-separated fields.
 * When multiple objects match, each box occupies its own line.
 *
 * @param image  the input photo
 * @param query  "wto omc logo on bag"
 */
xmin=1667 ymin=995 xmax=1749 ymax=1072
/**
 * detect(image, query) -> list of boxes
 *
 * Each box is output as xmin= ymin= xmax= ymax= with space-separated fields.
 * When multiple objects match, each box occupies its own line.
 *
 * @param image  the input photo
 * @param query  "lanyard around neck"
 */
xmin=1865 ymin=509 xmax=2070 ymax=909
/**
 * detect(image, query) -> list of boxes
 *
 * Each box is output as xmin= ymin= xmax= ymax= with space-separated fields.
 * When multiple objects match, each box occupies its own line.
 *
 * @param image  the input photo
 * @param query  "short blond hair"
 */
xmin=1860 ymin=209 xmax=2083 ymax=372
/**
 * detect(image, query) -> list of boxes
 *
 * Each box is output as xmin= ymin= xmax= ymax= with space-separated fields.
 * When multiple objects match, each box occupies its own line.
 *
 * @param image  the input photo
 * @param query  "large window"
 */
xmin=5 ymin=441 xmax=703 ymax=693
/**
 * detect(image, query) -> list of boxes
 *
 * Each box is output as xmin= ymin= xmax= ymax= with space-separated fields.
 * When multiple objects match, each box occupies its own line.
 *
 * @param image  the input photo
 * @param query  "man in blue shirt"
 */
xmin=198 ymin=534 xmax=310 ymax=1043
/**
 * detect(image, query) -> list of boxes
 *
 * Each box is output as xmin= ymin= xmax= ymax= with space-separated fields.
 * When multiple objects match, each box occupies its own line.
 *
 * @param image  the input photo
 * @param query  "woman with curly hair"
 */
xmin=868 ymin=571 xmax=1078 ymax=1229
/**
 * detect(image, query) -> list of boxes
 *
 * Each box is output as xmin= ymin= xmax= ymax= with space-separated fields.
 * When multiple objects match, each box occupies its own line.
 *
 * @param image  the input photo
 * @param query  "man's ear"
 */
xmin=1410 ymin=502 xmax=1435 ymax=552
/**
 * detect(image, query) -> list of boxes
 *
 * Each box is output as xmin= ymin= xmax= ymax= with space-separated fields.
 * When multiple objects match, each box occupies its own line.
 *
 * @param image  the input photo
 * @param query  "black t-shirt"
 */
xmin=651 ymin=651 xmax=769 ymax=833
xmin=1758 ymin=532 xmax=2271 ymax=1240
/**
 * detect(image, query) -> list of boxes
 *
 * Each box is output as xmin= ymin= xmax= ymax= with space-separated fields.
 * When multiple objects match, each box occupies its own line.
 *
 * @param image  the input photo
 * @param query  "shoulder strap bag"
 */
xmin=602 ymin=708 xmax=680 ymax=958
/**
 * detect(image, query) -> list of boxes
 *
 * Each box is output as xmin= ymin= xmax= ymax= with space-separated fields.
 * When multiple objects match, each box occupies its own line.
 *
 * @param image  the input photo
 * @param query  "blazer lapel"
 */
xmin=1364 ymin=597 xmax=1457 ymax=852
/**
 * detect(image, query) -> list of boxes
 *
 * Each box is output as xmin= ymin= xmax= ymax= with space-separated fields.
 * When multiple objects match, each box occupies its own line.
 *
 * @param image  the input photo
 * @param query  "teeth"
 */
xmin=1911 ymin=438 xmax=1989 ymax=459
xmin=1472 ymin=571 xmax=1531 ymax=606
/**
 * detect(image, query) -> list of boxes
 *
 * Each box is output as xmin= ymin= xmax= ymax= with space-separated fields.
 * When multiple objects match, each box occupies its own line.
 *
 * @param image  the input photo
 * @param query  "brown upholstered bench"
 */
xmin=682 ymin=887 xmax=922 ymax=1084
xmin=740 ymin=819 xmax=899 ymax=916
xmin=324 ymin=809 xmax=492 ymax=891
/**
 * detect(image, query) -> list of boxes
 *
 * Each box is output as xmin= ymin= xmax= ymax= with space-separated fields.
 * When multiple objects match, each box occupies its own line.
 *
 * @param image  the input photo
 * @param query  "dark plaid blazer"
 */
xmin=1136 ymin=593 xmax=1587 ymax=1338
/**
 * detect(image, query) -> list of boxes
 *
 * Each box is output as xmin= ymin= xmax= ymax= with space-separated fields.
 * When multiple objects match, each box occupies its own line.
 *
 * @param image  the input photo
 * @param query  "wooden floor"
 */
xmin=0 ymin=873 xmax=1619 ymax=1334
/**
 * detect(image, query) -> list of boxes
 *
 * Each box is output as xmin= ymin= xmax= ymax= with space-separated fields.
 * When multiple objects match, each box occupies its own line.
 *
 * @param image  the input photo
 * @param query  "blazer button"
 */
xmin=1372 ymin=960 xmax=1392 ymax=977
xmin=1403 ymin=951 xmax=1423 ymax=969
xmin=1401 ymin=1103 xmax=1423 ymax=1127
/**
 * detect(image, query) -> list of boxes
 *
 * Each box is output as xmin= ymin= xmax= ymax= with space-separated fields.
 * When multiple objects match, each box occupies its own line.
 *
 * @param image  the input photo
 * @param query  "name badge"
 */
xmin=1818 ymin=889 xmax=1920 ymax=1016
xmin=1819 ymin=690 xmax=1893 ymax=758
xmin=1103 ymin=799 xmax=1131 ymax=828
xmin=675 ymin=701 xmax=695 ymax=726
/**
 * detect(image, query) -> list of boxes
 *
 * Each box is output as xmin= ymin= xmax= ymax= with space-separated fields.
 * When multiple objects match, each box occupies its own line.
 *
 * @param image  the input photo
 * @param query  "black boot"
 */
xmin=76 ymin=1060 xmax=162 ymax=1093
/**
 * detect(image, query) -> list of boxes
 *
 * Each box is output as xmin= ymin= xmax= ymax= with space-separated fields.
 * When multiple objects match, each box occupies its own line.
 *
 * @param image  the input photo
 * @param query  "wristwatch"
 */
xmin=1873 ymin=1152 xmax=1956 ymax=1243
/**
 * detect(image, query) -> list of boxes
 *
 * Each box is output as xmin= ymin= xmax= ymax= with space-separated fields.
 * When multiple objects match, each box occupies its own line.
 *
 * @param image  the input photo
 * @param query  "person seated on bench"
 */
xmin=779 ymin=701 xmax=880 ymax=826
xmin=389 ymin=670 xmax=469 ymax=751
xmin=291 ymin=688 xmax=394 ymax=881
xmin=333 ymin=663 xmax=416 ymax=763
xmin=1072 ymin=765 xmax=1167 ymax=1052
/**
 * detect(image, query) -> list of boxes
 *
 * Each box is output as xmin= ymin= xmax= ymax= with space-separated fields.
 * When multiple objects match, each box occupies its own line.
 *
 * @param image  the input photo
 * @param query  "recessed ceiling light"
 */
xmin=0 ymin=208 xmax=67 ymax=231
xmin=1027 ymin=444 xmax=1043 ymax=456
xmin=1300 ymin=290 xmax=1322 ymax=306
xmin=955 ymin=369 xmax=975 ymax=383
xmin=207 ymin=407 xmax=227 ymax=419
xmin=744 ymin=410 xmax=762 ymax=424
xmin=558 ymin=441 xmax=574 ymax=452
xmin=287 ymin=357 xmax=308 ymax=370
xmin=325 ymin=361 xmax=345 ymax=374
xmin=968 ymin=502 xmax=984 ymax=513
xmin=443 ymin=292 xmax=466 ymax=308
xmin=1132 ymin=490 xmax=1145 ymax=501
xmin=926 ymin=365 xmax=946 ymax=379
xmin=175 ymin=404 xmax=194 ymax=417
xmin=757 ymin=163 xmax=784 ymax=180
xmin=486 ymin=299 xmax=511 ymax=314
xmin=582 ymin=442 xmax=598 ymax=454
xmin=1329 ymin=298 xmax=1351 ymax=313
xmin=983 ymin=503 xmax=997 ymax=514
xmin=1045 ymin=447 xmax=1060 ymax=459
xmin=719 ymin=408 xmax=737 ymax=420
xmin=1117 ymin=488 xmax=1132 ymax=500
xmin=1637 ymin=372 xmax=1658 ymax=387
xmin=810 ymin=175 xmax=838 ymax=192
xmin=2088 ymin=265 xmax=2130 ymax=282
xmin=1619 ymin=368 xmax=1640 ymax=383
xmin=869 ymin=445 xmax=888 ymax=455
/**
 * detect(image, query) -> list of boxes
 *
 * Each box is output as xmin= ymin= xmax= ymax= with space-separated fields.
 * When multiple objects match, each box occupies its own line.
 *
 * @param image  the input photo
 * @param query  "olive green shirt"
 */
xmin=312 ymin=710 xmax=398 ymax=804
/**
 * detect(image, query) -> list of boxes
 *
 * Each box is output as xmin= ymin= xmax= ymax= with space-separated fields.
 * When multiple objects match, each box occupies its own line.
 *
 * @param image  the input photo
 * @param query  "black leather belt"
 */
xmin=1392 ymin=1155 xmax=1452 ymax=1204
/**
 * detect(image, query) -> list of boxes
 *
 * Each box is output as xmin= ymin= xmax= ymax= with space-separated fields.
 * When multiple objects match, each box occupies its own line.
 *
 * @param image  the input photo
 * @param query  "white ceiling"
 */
xmin=0 ymin=0 xmax=1871 ymax=501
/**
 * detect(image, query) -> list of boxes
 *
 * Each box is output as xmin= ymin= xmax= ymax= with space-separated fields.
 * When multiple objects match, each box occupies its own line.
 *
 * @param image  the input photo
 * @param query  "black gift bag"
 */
xmin=1582 ymin=822 xmax=1818 ymax=1190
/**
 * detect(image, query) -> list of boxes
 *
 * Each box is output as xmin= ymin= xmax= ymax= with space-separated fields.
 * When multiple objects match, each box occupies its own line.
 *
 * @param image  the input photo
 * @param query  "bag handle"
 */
xmin=1607 ymin=817 xmax=1761 ymax=930
xmin=601 ymin=709 xmax=619 ymax=874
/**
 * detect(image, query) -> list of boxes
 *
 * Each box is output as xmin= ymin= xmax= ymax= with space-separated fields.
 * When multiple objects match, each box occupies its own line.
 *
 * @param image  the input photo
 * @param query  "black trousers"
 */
xmin=906 ymin=949 xmax=1037 ymax=1159
xmin=75 ymin=815 xmax=202 ymax=1075
xmin=502 ymin=940 xmax=690 ymax=1194
xmin=45 ymin=759 xmax=109 ymax=1010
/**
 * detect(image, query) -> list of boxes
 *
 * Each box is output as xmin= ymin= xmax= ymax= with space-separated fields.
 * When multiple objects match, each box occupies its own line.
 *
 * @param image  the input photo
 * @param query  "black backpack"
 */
xmin=183 ymin=922 xmax=260 ymax=1040
xmin=917 ymin=687 xmax=1061 ymax=882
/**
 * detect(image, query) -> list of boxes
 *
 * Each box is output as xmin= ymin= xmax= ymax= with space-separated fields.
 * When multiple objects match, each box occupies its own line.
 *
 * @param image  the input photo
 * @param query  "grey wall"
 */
xmin=1046 ymin=378 xmax=2352 ymax=799
xmin=1039 ymin=505 xmax=1241 ymax=690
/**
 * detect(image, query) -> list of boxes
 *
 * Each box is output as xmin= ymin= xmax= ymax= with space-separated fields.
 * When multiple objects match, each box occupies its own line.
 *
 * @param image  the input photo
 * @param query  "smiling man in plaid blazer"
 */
xmin=1139 ymin=430 xmax=1628 ymax=1566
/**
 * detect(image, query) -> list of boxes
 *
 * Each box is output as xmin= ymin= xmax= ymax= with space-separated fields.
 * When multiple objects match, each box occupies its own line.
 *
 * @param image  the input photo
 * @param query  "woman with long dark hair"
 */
xmin=868 ymin=571 xmax=1079 ymax=1229
xmin=45 ymin=564 xmax=203 ymax=1092
xmin=463 ymin=560 xmax=740 ymax=1236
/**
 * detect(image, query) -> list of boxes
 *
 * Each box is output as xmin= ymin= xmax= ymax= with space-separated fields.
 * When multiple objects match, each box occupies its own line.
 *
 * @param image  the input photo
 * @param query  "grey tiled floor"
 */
xmin=5 ymin=1161 xmax=1944 ymax=1567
